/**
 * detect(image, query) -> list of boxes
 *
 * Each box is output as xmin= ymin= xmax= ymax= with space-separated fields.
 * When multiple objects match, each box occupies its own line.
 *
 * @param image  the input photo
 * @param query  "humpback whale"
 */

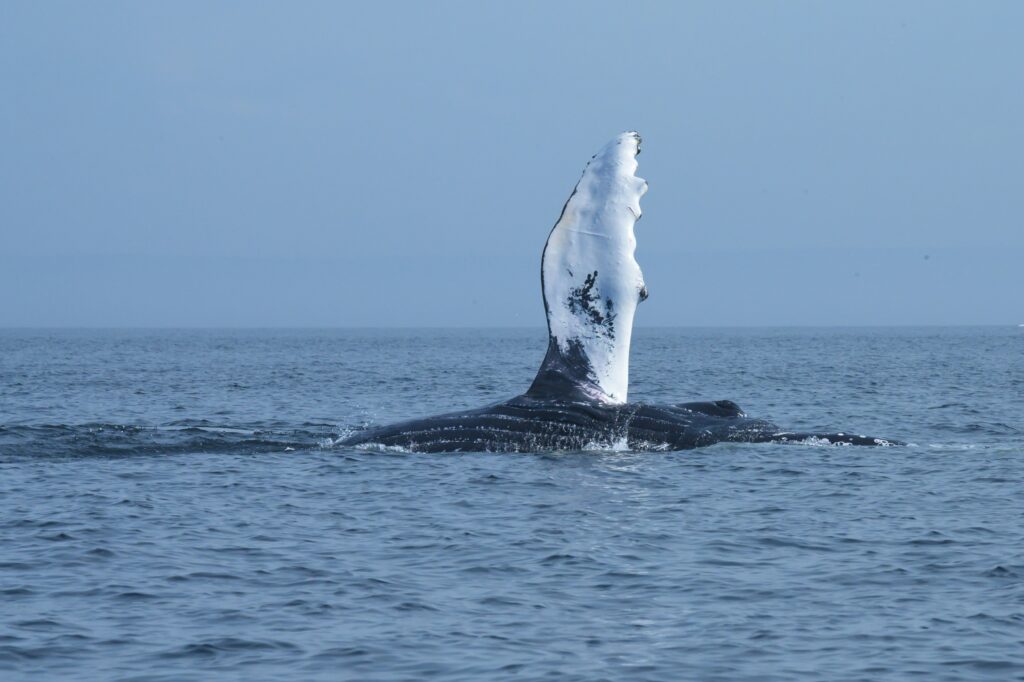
xmin=342 ymin=132 xmax=897 ymax=453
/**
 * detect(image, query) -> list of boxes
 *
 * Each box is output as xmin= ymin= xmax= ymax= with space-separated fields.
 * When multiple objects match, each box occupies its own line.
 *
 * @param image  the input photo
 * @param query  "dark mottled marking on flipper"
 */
xmin=567 ymin=271 xmax=616 ymax=339
xmin=526 ymin=338 xmax=602 ymax=403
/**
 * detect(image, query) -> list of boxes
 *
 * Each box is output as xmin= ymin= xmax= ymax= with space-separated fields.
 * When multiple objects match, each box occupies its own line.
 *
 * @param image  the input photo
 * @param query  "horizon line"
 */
xmin=0 ymin=324 xmax=1019 ymax=331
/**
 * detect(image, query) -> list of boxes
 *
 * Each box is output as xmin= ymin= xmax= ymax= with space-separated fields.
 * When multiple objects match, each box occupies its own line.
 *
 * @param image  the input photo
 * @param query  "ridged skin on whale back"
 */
xmin=528 ymin=132 xmax=648 ymax=404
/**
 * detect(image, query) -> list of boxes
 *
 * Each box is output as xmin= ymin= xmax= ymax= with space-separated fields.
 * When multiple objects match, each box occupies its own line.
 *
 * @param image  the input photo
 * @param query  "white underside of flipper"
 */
xmin=531 ymin=132 xmax=647 ymax=405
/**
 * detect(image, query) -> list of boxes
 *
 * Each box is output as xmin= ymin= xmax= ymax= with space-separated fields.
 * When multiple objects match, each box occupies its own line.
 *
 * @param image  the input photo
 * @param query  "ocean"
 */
xmin=1 ymin=327 xmax=1021 ymax=680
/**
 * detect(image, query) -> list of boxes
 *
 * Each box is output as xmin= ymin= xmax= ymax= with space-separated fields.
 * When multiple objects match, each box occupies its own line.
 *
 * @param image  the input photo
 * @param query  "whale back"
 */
xmin=527 ymin=132 xmax=648 ymax=404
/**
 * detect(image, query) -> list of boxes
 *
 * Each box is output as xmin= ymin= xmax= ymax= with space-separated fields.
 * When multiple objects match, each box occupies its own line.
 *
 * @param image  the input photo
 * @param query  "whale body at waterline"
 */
xmin=342 ymin=133 xmax=898 ymax=453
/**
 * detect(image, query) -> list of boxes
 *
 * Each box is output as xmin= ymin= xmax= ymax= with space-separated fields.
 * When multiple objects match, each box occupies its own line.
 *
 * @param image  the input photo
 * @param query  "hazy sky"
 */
xmin=2 ymin=1 xmax=1021 ymax=326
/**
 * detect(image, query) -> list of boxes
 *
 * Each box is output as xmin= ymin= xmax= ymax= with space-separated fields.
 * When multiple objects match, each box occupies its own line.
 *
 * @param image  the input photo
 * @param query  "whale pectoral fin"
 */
xmin=527 ymin=132 xmax=646 ymax=405
xmin=768 ymin=432 xmax=903 ymax=447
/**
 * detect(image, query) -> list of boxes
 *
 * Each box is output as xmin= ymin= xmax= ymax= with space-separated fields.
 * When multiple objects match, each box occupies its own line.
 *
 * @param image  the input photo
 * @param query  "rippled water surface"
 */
xmin=1 ymin=328 xmax=1022 ymax=680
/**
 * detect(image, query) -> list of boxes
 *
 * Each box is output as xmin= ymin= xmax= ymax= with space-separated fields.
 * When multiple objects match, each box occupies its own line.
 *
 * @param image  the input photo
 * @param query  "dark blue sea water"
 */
xmin=1 ymin=327 xmax=1022 ymax=681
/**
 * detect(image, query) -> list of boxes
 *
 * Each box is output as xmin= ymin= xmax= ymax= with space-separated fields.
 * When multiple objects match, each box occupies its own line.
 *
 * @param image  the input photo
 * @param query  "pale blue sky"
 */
xmin=1 ymin=1 xmax=1021 ymax=326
